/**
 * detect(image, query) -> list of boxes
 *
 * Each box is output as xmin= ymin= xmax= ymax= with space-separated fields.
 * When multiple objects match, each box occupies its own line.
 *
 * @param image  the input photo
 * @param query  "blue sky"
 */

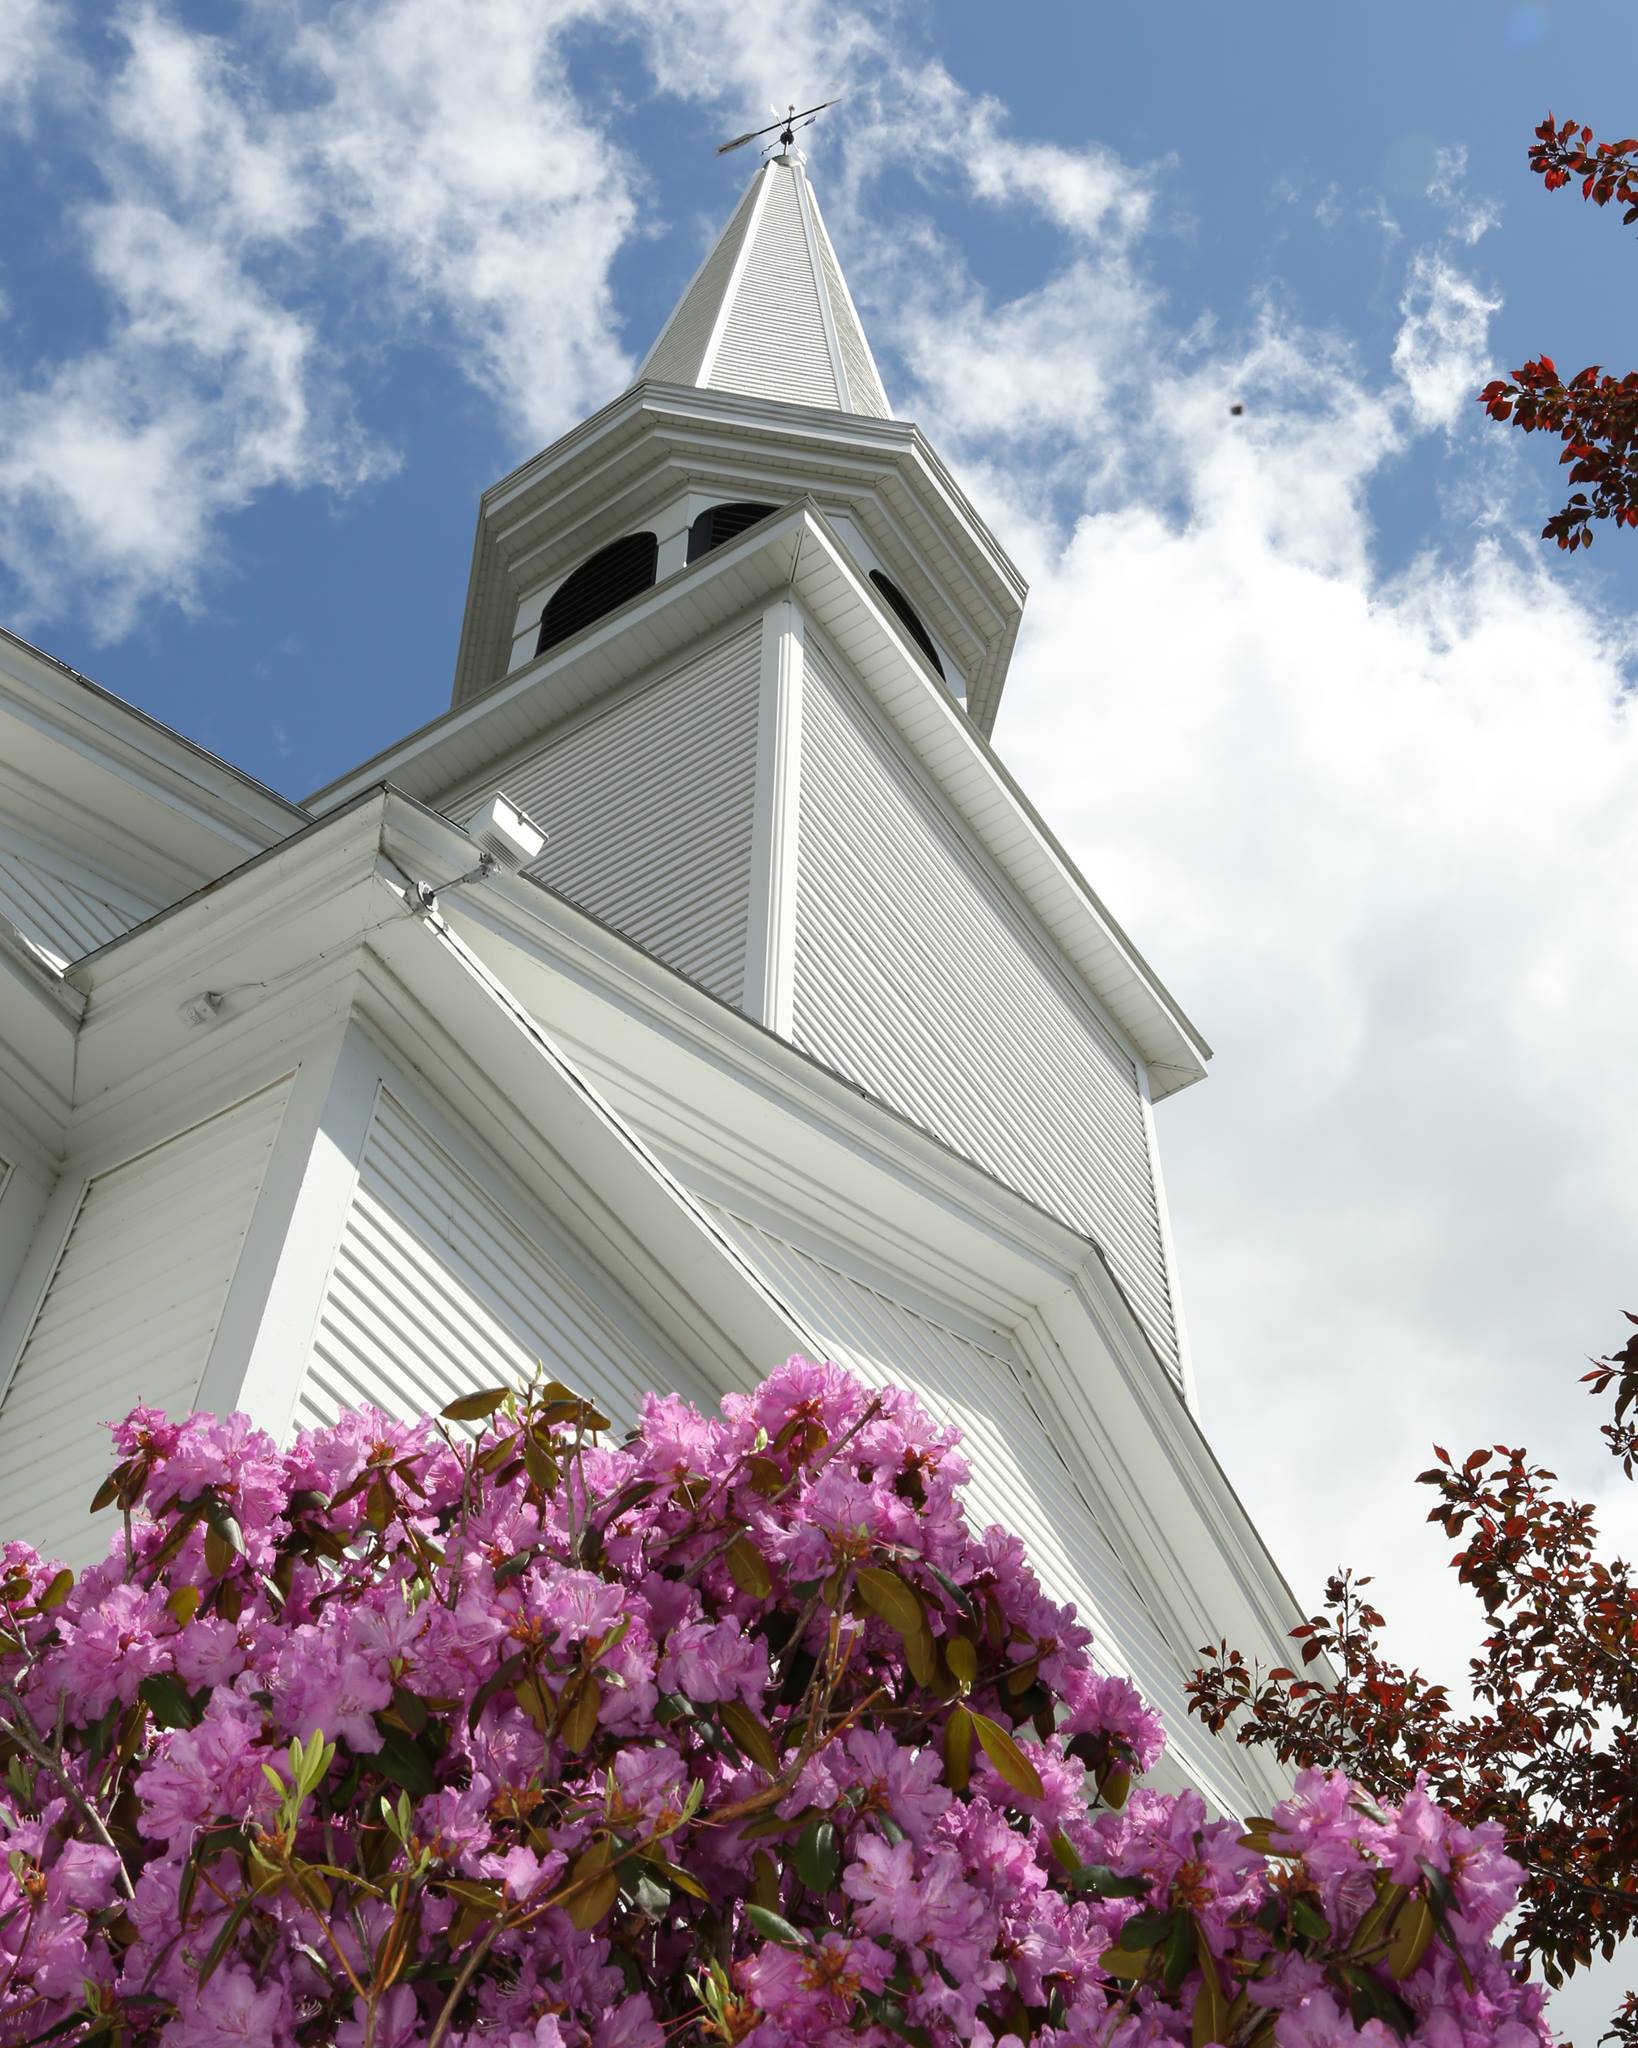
xmin=4 ymin=2 xmax=1638 ymax=2026
xmin=5 ymin=0 xmax=1635 ymax=791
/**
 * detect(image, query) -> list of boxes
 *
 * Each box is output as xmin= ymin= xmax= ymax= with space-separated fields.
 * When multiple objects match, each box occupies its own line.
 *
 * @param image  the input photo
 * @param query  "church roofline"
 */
xmin=0 ymin=623 xmax=309 ymax=846
xmin=307 ymin=501 xmax=1208 ymax=1094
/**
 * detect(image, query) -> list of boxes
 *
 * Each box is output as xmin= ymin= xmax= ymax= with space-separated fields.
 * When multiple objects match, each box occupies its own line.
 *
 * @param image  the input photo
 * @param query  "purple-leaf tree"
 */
xmin=0 ymin=1360 xmax=1548 ymax=2048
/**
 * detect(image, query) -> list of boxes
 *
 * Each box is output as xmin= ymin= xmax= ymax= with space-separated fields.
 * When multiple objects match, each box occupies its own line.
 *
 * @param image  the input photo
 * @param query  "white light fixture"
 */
xmin=468 ymin=792 xmax=547 ymax=873
xmin=411 ymin=792 xmax=549 ymax=913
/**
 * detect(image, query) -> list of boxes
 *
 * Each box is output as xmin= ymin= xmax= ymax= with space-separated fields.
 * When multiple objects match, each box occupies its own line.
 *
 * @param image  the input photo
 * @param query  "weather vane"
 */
xmin=715 ymin=98 xmax=838 ymax=159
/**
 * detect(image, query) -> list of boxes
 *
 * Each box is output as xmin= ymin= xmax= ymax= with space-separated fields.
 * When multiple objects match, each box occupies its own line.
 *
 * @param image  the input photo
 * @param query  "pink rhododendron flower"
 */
xmin=0 ymin=1361 xmax=1551 ymax=2048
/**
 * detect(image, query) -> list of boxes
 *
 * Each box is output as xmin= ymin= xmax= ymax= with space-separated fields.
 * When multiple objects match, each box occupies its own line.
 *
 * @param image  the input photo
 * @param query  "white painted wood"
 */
xmin=450 ymin=622 xmax=763 ymax=1004
xmin=696 ymin=167 xmax=776 ymax=390
xmin=807 ymin=189 xmax=891 ymax=418
xmin=791 ymin=636 xmax=1183 ymax=1384
xmin=194 ymin=1026 xmax=380 ymax=1434
xmin=642 ymin=173 xmax=765 ymax=386
xmin=0 ymin=845 xmax=140 ymax=968
xmin=702 ymin=1198 xmax=1250 ymax=1814
xmin=0 ymin=1076 xmax=293 ymax=1566
xmin=742 ymin=602 xmax=805 ymax=1031
xmin=1139 ymin=1060 xmax=1198 ymax=1414
xmin=712 ymin=161 xmax=842 ymax=410
xmin=642 ymin=158 xmax=889 ymax=421
xmin=294 ymin=1087 xmax=711 ymax=1435
xmin=0 ymin=1152 xmax=50 ymax=1353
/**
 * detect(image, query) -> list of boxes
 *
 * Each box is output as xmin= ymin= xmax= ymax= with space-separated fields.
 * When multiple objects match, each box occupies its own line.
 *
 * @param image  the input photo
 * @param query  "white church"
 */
xmin=0 ymin=143 xmax=1299 ymax=1816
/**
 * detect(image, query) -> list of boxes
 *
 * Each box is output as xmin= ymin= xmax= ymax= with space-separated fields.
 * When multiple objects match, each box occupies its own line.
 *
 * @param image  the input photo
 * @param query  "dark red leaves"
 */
xmin=1480 ymin=117 xmax=1638 ymax=552
xmin=1188 ymin=1311 xmax=1638 ymax=2047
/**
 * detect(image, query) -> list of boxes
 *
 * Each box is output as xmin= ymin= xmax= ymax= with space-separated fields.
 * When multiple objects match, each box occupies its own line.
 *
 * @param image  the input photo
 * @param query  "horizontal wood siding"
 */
xmin=0 ymin=845 xmax=142 ymax=967
xmin=456 ymin=624 xmax=762 ymax=1005
xmin=704 ymin=1202 xmax=1242 ymax=1808
xmin=792 ymin=644 xmax=1181 ymax=1382
xmin=0 ymin=1078 xmax=293 ymax=1566
xmin=295 ymin=1091 xmax=712 ymax=1436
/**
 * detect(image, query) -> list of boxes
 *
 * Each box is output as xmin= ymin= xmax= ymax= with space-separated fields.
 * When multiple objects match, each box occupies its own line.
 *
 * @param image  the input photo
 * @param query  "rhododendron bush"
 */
xmin=0 ymin=1363 xmax=1549 ymax=2048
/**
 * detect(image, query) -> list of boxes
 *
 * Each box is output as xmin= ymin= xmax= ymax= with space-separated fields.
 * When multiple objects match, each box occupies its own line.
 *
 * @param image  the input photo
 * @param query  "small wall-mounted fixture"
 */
xmin=413 ymin=793 xmax=548 ymax=913
xmin=468 ymin=792 xmax=547 ymax=873
xmin=178 ymin=990 xmax=224 ymax=1029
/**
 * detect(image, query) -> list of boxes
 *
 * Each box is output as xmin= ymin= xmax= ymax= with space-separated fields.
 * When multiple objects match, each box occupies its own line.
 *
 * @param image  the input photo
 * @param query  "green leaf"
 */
xmin=969 ymin=1710 xmax=1044 ymax=1801
xmin=1162 ymin=1908 xmax=1194 ymax=1994
xmin=640 ymin=1854 xmax=708 ymax=1899
xmin=726 ymin=1535 xmax=773 ymax=1598
xmin=924 ymin=1562 xmax=976 ymax=1621
xmin=794 ymin=1816 xmax=839 ymax=1894
xmin=441 ymin=1387 xmax=509 ymax=1422
xmin=1121 ymin=1910 xmax=1178 ymax=1950
xmin=943 ymin=1636 xmax=978 ymax=1689
xmin=467 ymin=1652 xmax=527 ymax=1732
xmin=942 ymin=1704 xmax=973 ymax=1792
xmin=37 ymin=1568 xmax=73 ymax=1611
xmin=197 ymin=1880 xmax=274 ymax=1986
xmin=199 ymin=1490 xmax=246 ymax=1556
xmin=1098 ymin=1943 xmax=1154 ymax=1982
xmin=1337 ymin=1960 xmax=1416 ymax=2037
xmin=718 ymin=1698 xmax=778 ymax=1774
xmin=1386 ymin=1894 xmax=1436 ymax=1979
xmin=371 ymin=1721 xmax=437 ymax=1799
xmin=855 ymin=1566 xmax=924 ymax=1637
xmin=139 ymin=1673 xmax=200 ymax=1732
xmin=744 ymin=1904 xmax=807 ymax=1949
xmin=1069 ymin=1863 xmax=1151 ymax=1899
xmin=1292 ymin=1896 xmax=1331 ymax=1945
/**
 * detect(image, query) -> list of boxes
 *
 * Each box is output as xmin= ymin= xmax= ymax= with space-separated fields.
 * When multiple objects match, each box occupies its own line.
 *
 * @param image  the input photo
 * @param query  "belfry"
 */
xmin=0 ymin=141 xmax=1299 ymax=1813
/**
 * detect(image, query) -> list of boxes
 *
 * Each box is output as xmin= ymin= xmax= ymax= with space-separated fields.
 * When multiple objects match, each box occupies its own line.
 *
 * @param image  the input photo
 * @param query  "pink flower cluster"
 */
xmin=0 ymin=1361 xmax=1550 ymax=2048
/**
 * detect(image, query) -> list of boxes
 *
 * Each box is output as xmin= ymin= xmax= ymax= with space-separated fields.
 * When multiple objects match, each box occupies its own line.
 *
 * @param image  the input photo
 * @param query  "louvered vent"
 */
xmin=686 ymin=501 xmax=778 ymax=565
xmin=536 ymin=532 xmax=659 ymax=657
xmin=868 ymin=572 xmax=945 ymax=681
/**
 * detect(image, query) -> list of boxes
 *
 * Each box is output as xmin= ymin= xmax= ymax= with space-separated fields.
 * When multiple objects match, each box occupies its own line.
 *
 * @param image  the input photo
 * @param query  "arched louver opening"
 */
xmin=537 ymin=532 xmax=659 ymax=657
xmin=686 ymin=501 xmax=778 ymax=564
xmin=868 ymin=571 xmax=945 ymax=680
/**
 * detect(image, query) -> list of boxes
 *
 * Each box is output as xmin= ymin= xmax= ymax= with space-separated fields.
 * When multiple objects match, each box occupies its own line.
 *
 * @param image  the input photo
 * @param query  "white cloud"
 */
xmin=292 ymin=0 xmax=639 ymax=442
xmin=896 ymin=202 xmax=1638 ymax=1742
xmin=816 ymin=111 xmax=1638 ymax=1829
xmin=0 ymin=5 xmax=378 ymax=631
xmin=1392 ymin=247 xmax=1501 ymax=431
xmin=1427 ymin=142 xmax=1499 ymax=245
xmin=0 ymin=0 xmax=67 ymax=124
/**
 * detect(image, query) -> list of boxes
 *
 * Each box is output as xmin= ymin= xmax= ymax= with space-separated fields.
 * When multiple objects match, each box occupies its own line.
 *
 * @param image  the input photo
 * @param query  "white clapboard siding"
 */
xmin=0 ymin=846 xmax=142 ymax=968
xmin=0 ymin=1078 xmax=293 ymax=1566
xmin=792 ymin=644 xmax=1181 ymax=1384
xmin=642 ymin=175 xmax=763 ymax=386
xmin=810 ymin=201 xmax=890 ymax=418
xmin=703 ymin=1202 xmax=1244 ymax=1811
xmin=711 ymin=165 xmax=842 ymax=411
xmin=457 ymin=624 xmax=762 ymax=1005
xmin=295 ymin=1091 xmax=712 ymax=1437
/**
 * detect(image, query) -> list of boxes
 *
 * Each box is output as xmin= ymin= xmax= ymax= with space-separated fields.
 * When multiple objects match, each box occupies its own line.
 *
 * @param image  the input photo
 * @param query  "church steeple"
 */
xmin=636 ymin=149 xmax=891 ymax=419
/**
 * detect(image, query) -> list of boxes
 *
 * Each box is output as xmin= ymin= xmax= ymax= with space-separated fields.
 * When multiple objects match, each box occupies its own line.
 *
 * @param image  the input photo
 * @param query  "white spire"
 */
xmin=638 ymin=151 xmax=892 ymax=419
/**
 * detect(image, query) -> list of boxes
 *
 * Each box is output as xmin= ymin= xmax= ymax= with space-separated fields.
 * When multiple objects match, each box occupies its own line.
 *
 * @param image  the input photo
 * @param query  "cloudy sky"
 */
xmin=3 ymin=0 xmax=1637 ymax=2023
